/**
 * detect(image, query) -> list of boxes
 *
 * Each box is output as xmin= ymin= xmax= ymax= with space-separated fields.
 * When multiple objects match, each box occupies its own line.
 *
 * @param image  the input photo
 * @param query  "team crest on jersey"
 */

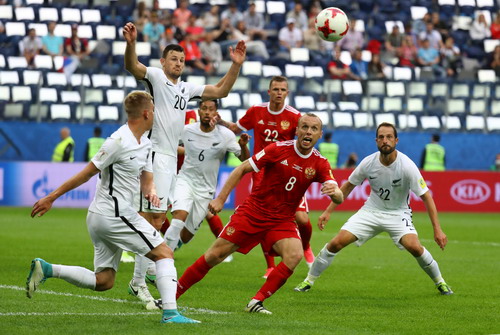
xmin=305 ymin=167 xmax=316 ymax=179
xmin=281 ymin=120 xmax=290 ymax=130
xmin=226 ymin=226 xmax=235 ymax=236
xmin=419 ymin=178 xmax=427 ymax=189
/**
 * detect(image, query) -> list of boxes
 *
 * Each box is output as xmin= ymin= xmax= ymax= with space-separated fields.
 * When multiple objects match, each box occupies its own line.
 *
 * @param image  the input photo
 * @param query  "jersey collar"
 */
xmin=267 ymin=102 xmax=286 ymax=115
xmin=294 ymin=140 xmax=313 ymax=159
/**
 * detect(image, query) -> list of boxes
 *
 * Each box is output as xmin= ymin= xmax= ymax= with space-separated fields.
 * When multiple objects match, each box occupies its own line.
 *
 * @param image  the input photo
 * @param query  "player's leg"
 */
xmin=205 ymin=211 xmax=233 ymax=263
xmin=261 ymin=246 xmax=276 ymax=279
xmin=176 ymin=237 xmax=239 ymax=299
xmin=160 ymin=215 xmax=171 ymax=235
xmin=165 ymin=210 xmax=189 ymax=250
xmin=295 ymin=205 xmax=314 ymax=267
xmin=399 ymin=234 xmax=453 ymax=295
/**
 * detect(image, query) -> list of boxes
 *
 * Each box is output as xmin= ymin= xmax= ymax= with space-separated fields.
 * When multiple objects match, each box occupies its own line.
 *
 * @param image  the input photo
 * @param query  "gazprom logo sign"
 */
xmin=450 ymin=179 xmax=491 ymax=205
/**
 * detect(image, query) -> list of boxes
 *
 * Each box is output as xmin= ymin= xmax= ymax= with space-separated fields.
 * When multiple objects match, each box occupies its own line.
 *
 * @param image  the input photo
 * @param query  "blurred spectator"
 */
xmin=421 ymin=134 xmax=445 ymax=171
xmin=440 ymin=36 xmax=461 ymax=77
xmin=143 ymin=11 xmax=165 ymax=57
xmin=42 ymin=22 xmax=63 ymax=57
xmin=278 ymin=18 xmax=303 ymax=52
xmin=173 ymin=0 xmax=191 ymax=31
xmin=368 ymin=53 xmax=386 ymax=79
xmin=469 ymin=13 xmax=491 ymax=42
xmin=132 ymin=1 xmax=150 ymax=36
xmin=419 ymin=22 xmax=443 ymax=49
xmin=179 ymin=33 xmax=214 ymax=74
xmin=412 ymin=12 xmax=431 ymax=36
xmin=417 ymin=38 xmax=445 ymax=78
xmin=63 ymin=25 xmax=90 ymax=80
xmin=211 ymin=17 xmax=236 ymax=52
xmin=85 ymin=127 xmax=105 ymax=162
xmin=243 ymin=1 xmax=266 ymax=40
xmin=185 ymin=14 xmax=205 ymax=41
xmin=336 ymin=19 xmax=364 ymax=53
xmin=199 ymin=32 xmax=222 ymax=71
xmin=319 ymin=132 xmax=339 ymax=169
xmin=52 ymin=127 xmax=75 ymax=162
xmin=307 ymin=0 xmax=322 ymax=20
xmin=350 ymin=48 xmax=368 ymax=80
xmin=383 ymin=25 xmax=405 ymax=64
xmin=489 ymin=45 xmax=500 ymax=77
xmin=328 ymin=49 xmax=358 ymax=80
xmin=221 ymin=2 xmax=243 ymax=28
xmin=398 ymin=35 xmax=418 ymax=67
xmin=304 ymin=17 xmax=327 ymax=62
xmin=232 ymin=20 xmax=269 ymax=59
xmin=404 ymin=22 xmax=419 ymax=46
xmin=491 ymin=12 xmax=500 ymax=39
xmin=20 ymin=28 xmax=42 ymax=67
xmin=159 ymin=27 xmax=178 ymax=54
xmin=431 ymin=12 xmax=450 ymax=40
xmin=490 ymin=153 xmax=500 ymax=171
xmin=341 ymin=152 xmax=358 ymax=169
xmin=286 ymin=1 xmax=308 ymax=31
xmin=201 ymin=5 xmax=220 ymax=32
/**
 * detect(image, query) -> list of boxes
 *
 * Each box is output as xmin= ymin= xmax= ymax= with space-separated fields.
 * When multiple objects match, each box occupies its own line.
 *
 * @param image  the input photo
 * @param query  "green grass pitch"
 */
xmin=1 ymin=207 xmax=499 ymax=334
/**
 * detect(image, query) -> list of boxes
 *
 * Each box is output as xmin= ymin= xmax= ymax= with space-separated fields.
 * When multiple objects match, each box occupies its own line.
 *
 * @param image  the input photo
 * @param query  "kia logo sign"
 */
xmin=450 ymin=180 xmax=491 ymax=205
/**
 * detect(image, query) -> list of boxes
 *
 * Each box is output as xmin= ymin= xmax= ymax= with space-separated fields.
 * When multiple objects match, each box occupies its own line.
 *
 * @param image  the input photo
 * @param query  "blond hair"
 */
xmin=123 ymin=91 xmax=153 ymax=119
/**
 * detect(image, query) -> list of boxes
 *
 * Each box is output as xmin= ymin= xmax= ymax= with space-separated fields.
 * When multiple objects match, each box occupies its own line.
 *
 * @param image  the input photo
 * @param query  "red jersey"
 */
xmin=236 ymin=103 xmax=301 ymax=153
xmin=240 ymin=140 xmax=336 ymax=224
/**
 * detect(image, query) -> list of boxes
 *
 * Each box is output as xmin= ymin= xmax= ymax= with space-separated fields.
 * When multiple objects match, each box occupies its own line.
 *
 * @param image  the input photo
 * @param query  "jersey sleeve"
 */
xmin=145 ymin=66 xmax=163 ymax=83
xmin=184 ymin=81 xmax=205 ymax=101
xmin=248 ymin=142 xmax=279 ymax=172
xmin=236 ymin=106 xmax=255 ymax=131
xmin=348 ymin=156 xmax=369 ymax=185
xmin=223 ymin=128 xmax=242 ymax=156
xmin=91 ymin=137 xmax=121 ymax=171
xmin=315 ymin=157 xmax=337 ymax=185
xmin=144 ymin=146 xmax=153 ymax=173
xmin=406 ymin=158 xmax=429 ymax=197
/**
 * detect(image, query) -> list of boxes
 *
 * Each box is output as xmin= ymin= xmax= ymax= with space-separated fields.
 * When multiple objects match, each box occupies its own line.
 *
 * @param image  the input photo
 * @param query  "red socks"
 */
xmin=297 ymin=219 xmax=312 ymax=250
xmin=253 ymin=262 xmax=293 ymax=301
xmin=262 ymin=244 xmax=276 ymax=268
xmin=176 ymin=255 xmax=212 ymax=299
xmin=207 ymin=215 xmax=224 ymax=237
xmin=160 ymin=216 xmax=170 ymax=235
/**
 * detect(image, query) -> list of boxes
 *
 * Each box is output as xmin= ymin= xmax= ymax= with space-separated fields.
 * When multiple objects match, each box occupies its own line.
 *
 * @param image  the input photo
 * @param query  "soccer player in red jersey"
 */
xmin=219 ymin=75 xmax=316 ymax=277
xmin=176 ymin=113 xmax=344 ymax=314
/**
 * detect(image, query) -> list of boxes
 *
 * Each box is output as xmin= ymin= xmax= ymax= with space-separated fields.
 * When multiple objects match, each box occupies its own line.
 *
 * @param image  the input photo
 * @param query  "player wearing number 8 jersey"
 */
xmin=295 ymin=122 xmax=453 ymax=296
xmin=175 ymin=114 xmax=343 ymax=314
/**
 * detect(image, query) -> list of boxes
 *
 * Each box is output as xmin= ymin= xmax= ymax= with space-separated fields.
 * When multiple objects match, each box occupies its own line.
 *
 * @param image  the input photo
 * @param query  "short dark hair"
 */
xmin=432 ymin=134 xmax=440 ymax=142
xmin=376 ymin=122 xmax=398 ymax=138
xmin=94 ymin=126 xmax=102 ymax=136
xmin=324 ymin=132 xmax=332 ymax=141
xmin=162 ymin=44 xmax=185 ymax=59
xmin=269 ymin=75 xmax=288 ymax=89
xmin=199 ymin=99 xmax=219 ymax=109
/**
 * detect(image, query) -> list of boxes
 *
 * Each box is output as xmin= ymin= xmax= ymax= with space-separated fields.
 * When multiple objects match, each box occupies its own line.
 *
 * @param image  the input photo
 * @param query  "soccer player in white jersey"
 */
xmin=164 ymin=99 xmax=250 ymax=252
xmin=26 ymin=91 xmax=200 ymax=324
xmin=123 ymin=22 xmax=246 ymax=301
xmin=295 ymin=122 xmax=454 ymax=295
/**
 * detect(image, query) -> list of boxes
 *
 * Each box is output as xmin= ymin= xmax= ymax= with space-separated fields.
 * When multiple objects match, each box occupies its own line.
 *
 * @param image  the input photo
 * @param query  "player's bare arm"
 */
xmin=318 ymin=181 xmax=356 ymax=230
xmin=421 ymin=191 xmax=448 ymax=250
xmin=217 ymin=117 xmax=242 ymax=134
xmin=208 ymin=160 xmax=254 ymax=214
xmin=321 ymin=181 xmax=343 ymax=205
xmin=123 ymin=22 xmax=147 ymax=80
xmin=202 ymin=40 xmax=246 ymax=100
xmin=140 ymin=171 xmax=161 ymax=208
xmin=237 ymin=133 xmax=251 ymax=161
xmin=31 ymin=162 xmax=100 ymax=218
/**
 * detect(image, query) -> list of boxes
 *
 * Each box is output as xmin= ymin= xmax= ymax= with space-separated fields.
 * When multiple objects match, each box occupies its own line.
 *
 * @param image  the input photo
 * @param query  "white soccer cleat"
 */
xmin=245 ymin=299 xmax=272 ymax=315
xmin=128 ymin=280 xmax=155 ymax=303
xmin=222 ymin=254 xmax=234 ymax=263
xmin=146 ymin=299 xmax=162 ymax=310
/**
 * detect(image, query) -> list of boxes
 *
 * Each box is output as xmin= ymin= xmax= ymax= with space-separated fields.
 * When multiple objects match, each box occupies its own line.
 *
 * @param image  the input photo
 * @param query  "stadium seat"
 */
xmin=47 ymin=72 xmax=68 ymax=89
xmin=362 ymin=96 xmax=381 ymax=112
xmin=366 ymin=80 xmax=385 ymax=98
xmin=383 ymin=97 xmax=403 ymax=113
xmin=477 ymin=69 xmax=496 ymax=83
xmin=262 ymin=65 xmax=282 ymax=77
xmin=61 ymin=8 xmax=81 ymax=24
xmin=34 ymin=55 xmax=54 ymax=71
xmin=314 ymin=111 xmax=330 ymax=127
xmin=39 ymin=88 xmax=59 ymax=104
xmin=6 ymin=22 xmax=26 ymax=37
xmin=27 ymin=104 xmax=48 ymax=121
xmin=116 ymin=76 xmax=138 ymax=88
xmin=290 ymin=48 xmax=310 ymax=63
xmin=486 ymin=116 xmax=500 ymax=132
xmin=217 ymin=109 xmax=233 ymax=123
xmin=303 ymin=79 xmax=324 ymax=95
xmin=0 ymin=86 xmax=10 ymax=102
xmin=451 ymin=83 xmax=470 ymax=98
xmin=50 ymin=104 xmax=72 ymax=121
xmin=408 ymin=81 xmax=428 ymax=98
xmin=242 ymin=93 xmax=263 ymax=107
xmin=0 ymin=71 xmax=20 ymax=85
xmin=106 ymin=89 xmax=125 ymax=105
xmin=353 ymin=112 xmax=374 ymax=128
xmin=85 ymin=89 xmax=105 ymax=105
xmin=491 ymin=101 xmax=500 ymax=116
xmin=7 ymin=57 xmax=27 ymax=71
xmin=337 ymin=101 xmax=360 ymax=112
xmin=96 ymin=25 xmax=117 ymax=41
xmin=398 ymin=114 xmax=419 ymax=130
xmin=38 ymin=7 xmax=58 ymax=22
xmin=71 ymin=74 xmax=92 ymax=88
xmin=447 ymin=98 xmax=467 ymax=115
xmin=97 ymin=105 xmax=120 ymax=122
xmin=0 ymin=5 xmax=13 ymax=21
xmin=332 ymin=111 xmax=354 ymax=129
xmin=472 ymin=83 xmax=491 ymax=99
xmin=23 ymin=70 xmax=43 ymax=86
xmin=28 ymin=23 xmax=48 ymax=37
xmin=12 ymin=86 xmax=32 ymax=102
xmin=221 ymin=92 xmax=242 ymax=109
xmin=2 ymin=103 xmax=25 ymax=120
xmin=185 ymin=75 xmax=206 ymax=86
xmin=386 ymin=81 xmax=406 ymax=97
xmin=61 ymin=91 xmax=81 ymax=104
xmin=430 ymin=82 xmax=449 ymax=101
xmin=236 ymin=109 xmax=247 ymax=120
xmin=91 ymin=74 xmax=113 ymax=88
xmin=242 ymin=61 xmax=263 ymax=76
xmin=441 ymin=115 xmax=462 ymax=131
xmin=407 ymin=97 xmax=425 ymax=114
xmin=323 ymin=79 xmax=342 ymax=101
xmin=420 ymin=115 xmax=441 ymax=131
xmin=304 ymin=66 xmax=324 ymax=80
xmin=316 ymin=101 xmax=336 ymax=111
xmin=0 ymin=55 xmax=5 ymax=69
xmin=54 ymin=24 xmax=72 ymax=39
xmin=465 ymin=115 xmax=486 ymax=132
xmin=76 ymin=105 xmax=96 ymax=122
xmin=81 ymin=9 xmax=101 ymax=24
xmin=285 ymin=64 xmax=305 ymax=79
xmin=469 ymin=99 xmax=487 ymax=115
xmin=392 ymin=67 xmax=413 ymax=81
xmin=77 ymin=25 xmax=94 ymax=39
xmin=294 ymin=96 xmax=316 ymax=111
xmin=375 ymin=113 xmax=397 ymax=127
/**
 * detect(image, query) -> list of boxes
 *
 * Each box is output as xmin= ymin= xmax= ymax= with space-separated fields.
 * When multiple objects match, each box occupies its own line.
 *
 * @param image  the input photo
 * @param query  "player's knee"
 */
xmin=95 ymin=277 xmax=114 ymax=291
xmin=283 ymin=250 xmax=303 ymax=268
xmin=406 ymin=244 xmax=424 ymax=257
xmin=327 ymin=239 xmax=345 ymax=253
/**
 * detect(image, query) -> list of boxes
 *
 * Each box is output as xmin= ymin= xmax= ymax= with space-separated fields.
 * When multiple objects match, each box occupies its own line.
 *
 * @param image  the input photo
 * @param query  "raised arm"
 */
xmin=31 ymin=162 xmax=100 ymax=218
xmin=421 ymin=190 xmax=447 ymax=250
xmin=237 ymin=133 xmax=251 ymax=161
xmin=217 ymin=118 xmax=243 ymax=134
xmin=318 ymin=181 xmax=356 ymax=230
xmin=123 ymin=22 xmax=147 ymax=80
xmin=202 ymin=40 xmax=246 ymax=100
xmin=208 ymin=159 xmax=253 ymax=214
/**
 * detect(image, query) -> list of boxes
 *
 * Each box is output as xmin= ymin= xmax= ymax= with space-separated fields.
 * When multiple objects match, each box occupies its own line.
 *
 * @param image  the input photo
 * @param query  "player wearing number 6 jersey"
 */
xmin=175 ymin=113 xmax=343 ymax=314
xmin=295 ymin=122 xmax=454 ymax=296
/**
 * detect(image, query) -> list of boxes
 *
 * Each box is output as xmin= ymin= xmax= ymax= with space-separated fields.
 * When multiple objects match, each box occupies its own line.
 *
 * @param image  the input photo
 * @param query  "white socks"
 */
xmin=155 ymin=258 xmax=178 ymax=311
xmin=132 ymin=255 xmax=149 ymax=286
xmin=306 ymin=244 xmax=337 ymax=284
xmin=52 ymin=264 xmax=96 ymax=290
xmin=164 ymin=219 xmax=185 ymax=251
xmin=415 ymin=248 xmax=444 ymax=284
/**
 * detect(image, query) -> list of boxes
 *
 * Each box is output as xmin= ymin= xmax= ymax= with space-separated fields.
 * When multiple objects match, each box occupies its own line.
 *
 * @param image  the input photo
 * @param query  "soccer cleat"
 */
xmin=145 ymin=273 xmax=156 ymax=287
xmin=262 ymin=267 xmax=274 ymax=279
xmin=437 ymin=282 xmax=454 ymax=295
xmin=161 ymin=310 xmax=201 ymax=324
xmin=146 ymin=299 xmax=162 ymax=310
xmin=128 ymin=280 xmax=155 ymax=302
xmin=245 ymin=300 xmax=272 ymax=315
xmin=222 ymin=254 xmax=234 ymax=263
xmin=26 ymin=258 xmax=52 ymax=299
xmin=303 ymin=246 xmax=315 ymax=267
xmin=121 ymin=251 xmax=135 ymax=263
xmin=294 ymin=280 xmax=312 ymax=292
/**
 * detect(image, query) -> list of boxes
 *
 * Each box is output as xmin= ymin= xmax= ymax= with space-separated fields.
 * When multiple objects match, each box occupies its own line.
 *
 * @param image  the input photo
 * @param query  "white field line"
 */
xmin=373 ymin=235 xmax=500 ymax=247
xmin=0 ymin=285 xmax=230 ymax=315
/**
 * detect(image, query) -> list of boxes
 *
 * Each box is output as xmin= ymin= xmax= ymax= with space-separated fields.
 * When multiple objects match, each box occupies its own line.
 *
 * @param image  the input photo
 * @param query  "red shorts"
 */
xmin=219 ymin=207 xmax=301 ymax=256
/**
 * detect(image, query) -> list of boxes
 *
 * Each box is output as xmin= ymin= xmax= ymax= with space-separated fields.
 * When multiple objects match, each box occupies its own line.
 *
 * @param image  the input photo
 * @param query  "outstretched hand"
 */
xmin=145 ymin=193 xmax=161 ymax=208
xmin=31 ymin=197 xmax=54 ymax=218
xmin=208 ymin=198 xmax=224 ymax=215
xmin=238 ymin=133 xmax=251 ymax=146
xmin=123 ymin=22 xmax=137 ymax=44
xmin=229 ymin=40 xmax=246 ymax=65
xmin=434 ymin=229 xmax=448 ymax=250
xmin=317 ymin=211 xmax=331 ymax=231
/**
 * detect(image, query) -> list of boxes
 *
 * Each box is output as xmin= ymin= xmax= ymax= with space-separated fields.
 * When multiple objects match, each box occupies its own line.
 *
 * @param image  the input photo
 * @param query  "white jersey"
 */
xmin=178 ymin=123 xmax=241 ymax=198
xmin=90 ymin=124 xmax=153 ymax=217
xmin=143 ymin=67 xmax=205 ymax=157
xmin=349 ymin=150 xmax=429 ymax=213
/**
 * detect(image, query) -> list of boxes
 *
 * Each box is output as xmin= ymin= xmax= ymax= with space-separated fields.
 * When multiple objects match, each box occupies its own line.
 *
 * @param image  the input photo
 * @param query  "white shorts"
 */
xmin=138 ymin=152 xmax=177 ymax=213
xmin=86 ymin=211 xmax=164 ymax=273
xmin=341 ymin=208 xmax=417 ymax=250
xmin=171 ymin=177 xmax=211 ymax=235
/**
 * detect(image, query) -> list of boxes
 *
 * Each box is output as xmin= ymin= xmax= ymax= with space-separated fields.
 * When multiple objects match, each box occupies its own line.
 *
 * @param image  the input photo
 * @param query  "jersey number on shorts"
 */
xmin=285 ymin=177 xmax=297 ymax=191
xmin=174 ymin=95 xmax=187 ymax=110
xmin=264 ymin=129 xmax=278 ymax=142
xmin=378 ymin=188 xmax=391 ymax=200
xmin=402 ymin=217 xmax=415 ymax=230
